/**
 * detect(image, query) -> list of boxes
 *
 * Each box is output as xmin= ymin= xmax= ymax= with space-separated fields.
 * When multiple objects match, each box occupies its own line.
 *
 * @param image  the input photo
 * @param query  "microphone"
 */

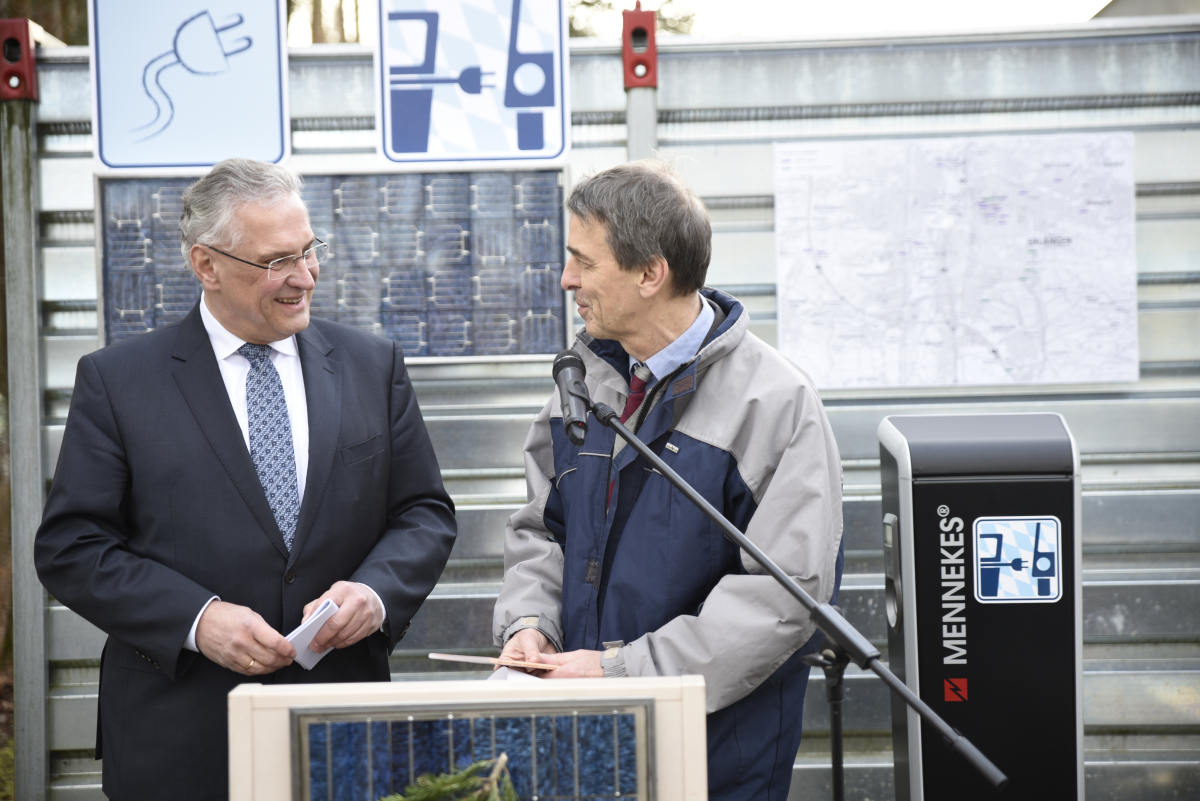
xmin=553 ymin=349 xmax=590 ymax=446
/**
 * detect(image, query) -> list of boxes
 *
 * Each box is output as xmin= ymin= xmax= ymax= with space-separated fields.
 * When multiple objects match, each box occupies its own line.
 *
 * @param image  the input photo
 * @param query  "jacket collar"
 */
xmin=576 ymin=288 xmax=746 ymax=392
xmin=170 ymin=306 xmax=341 ymax=566
xmin=171 ymin=305 xmax=291 ymax=559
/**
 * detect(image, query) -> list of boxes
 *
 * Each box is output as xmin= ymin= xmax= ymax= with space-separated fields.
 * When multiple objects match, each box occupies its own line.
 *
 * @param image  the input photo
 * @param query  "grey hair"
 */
xmin=565 ymin=160 xmax=711 ymax=296
xmin=179 ymin=158 xmax=305 ymax=256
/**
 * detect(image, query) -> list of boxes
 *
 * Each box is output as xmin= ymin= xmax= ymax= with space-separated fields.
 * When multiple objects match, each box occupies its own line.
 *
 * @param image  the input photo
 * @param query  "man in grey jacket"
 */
xmin=493 ymin=160 xmax=845 ymax=800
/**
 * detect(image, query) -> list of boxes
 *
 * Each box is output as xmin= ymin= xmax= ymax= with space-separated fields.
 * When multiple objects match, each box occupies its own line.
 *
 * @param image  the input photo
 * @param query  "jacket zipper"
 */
xmin=604 ymin=357 xmax=694 ymax=518
xmin=596 ymin=358 xmax=698 ymax=634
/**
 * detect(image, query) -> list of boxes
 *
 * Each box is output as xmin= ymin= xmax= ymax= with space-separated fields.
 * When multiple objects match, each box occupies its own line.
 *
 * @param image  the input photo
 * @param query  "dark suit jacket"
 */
xmin=35 ymin=306 xmax=456 ymax=800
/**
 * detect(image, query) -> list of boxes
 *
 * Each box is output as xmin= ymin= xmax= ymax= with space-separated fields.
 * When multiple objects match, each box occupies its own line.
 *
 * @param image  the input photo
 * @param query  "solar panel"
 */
xmin=101 ymin=171 xmax=567 ymax=356
xmin=299 ymin=702 xmax=646 ymax=801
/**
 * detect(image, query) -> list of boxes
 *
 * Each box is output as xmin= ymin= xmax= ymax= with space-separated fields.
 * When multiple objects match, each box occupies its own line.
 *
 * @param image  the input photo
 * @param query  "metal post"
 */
xmin=2 ymin=96 xmax=47 ymax=801
xmin=626 ymin=87 xmax=657 ymax=161
xmin=827 ymin=666 xmax=846 ymax=801
xmin=804 ymin=639 xmax=851 ymax=801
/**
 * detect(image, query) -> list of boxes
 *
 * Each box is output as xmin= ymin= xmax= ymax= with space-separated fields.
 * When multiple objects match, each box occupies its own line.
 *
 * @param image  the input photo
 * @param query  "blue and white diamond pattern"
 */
xmin=239 ymin=343 xmax=300 ymax=550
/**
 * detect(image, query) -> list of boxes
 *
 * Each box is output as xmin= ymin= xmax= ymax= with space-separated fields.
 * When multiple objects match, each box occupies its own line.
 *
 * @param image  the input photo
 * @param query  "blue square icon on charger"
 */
xmin=973 ymin=516 xmax=1063 ymax=603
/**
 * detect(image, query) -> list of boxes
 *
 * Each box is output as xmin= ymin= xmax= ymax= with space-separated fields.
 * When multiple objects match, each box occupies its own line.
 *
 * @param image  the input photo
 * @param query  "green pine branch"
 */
xmin=378 ymin=754 xmax=519 ymax=801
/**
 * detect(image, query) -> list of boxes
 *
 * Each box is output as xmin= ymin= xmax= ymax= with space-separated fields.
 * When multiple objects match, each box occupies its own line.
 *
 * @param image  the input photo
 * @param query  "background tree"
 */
xmin=569 ymin=0 xmax=695 ymax=37
xmin=569 ymin=0 xmax=616 ymax=36
xmin=0 ymin=0 xmax=88 ymax=44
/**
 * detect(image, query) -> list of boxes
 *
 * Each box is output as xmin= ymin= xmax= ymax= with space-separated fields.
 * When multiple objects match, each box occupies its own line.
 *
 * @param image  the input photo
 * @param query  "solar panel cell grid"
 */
xmin=514 ymin=172 xmax=562 ymax=219
xmin=520 ymin=264 xmax=564 ymax=309
xmin=380 ymin=222 xmax=423 ymax=267
xmin=472 ymin=220 xmax=515 ymax=265
xmin=106 ymin=228 xmax=152 ymax=271
xmin=303 ymin=177 xmax=336 ymax=224
xmin=335 ymin=178 xmax=381 ymax=222
xmin=471 ymin=173 xmax=515 ymax=219
xmin=520 ymin=308 xmax=565 ymax=355
xmin=427 ymin=266 xmax=472 ymax=311
xmin=381 ymin=312 xmax=427 ymax=356
xmin=382 ymin=269 xmax=427 ymax=312
xmin=101 ymin=172 xmax=566 ymax=356
xmin=474 ymin=310 xmax=519 ymax=356
xmin=303 ymin=708 xmax=643 ymax=801
xmin=157 ymin=272 xmax=202 ymax=325
xmin=334 ymin=225 xmax=380 ymax=268
xmin=473 ymin=266 xmax=518 ymax=309
xmin=382 ymin=176 xmax=424 ymax=219
xmin=428 ymin=311 xmax=472 ymax=356
xmin=517 ymin=219 xmax=561 ymax=264
xmin=425 ymin=174 xmax=471 ymax=219
xmin=425 ymin=222 xmax=471 ymax=266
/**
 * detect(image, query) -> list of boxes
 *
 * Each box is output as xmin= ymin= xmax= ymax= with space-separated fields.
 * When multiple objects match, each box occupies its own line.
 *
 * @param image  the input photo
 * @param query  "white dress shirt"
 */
xmin=184 ymin=296 xmax=384 ymax=652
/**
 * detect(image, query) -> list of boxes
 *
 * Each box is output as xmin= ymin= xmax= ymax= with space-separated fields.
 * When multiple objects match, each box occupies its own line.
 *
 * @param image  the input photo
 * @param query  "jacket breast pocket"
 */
xmin=341 ymin=433 xmax=384 ymax=466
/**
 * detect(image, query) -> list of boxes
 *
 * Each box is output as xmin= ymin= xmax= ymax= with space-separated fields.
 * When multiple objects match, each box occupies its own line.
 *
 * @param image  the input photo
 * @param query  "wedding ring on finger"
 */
xmin=246 ymin=659 xmax=256 ymax=670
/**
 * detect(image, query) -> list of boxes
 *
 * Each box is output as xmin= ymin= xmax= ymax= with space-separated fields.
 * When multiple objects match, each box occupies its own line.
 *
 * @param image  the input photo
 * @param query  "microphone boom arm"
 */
xmin=588 ymin=400 xmax=1008 ymax=792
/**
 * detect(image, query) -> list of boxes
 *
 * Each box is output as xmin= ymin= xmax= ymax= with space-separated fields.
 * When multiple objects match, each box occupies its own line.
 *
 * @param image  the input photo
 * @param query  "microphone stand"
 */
xmin=585 ymin=400 xmax=1008 ymax=800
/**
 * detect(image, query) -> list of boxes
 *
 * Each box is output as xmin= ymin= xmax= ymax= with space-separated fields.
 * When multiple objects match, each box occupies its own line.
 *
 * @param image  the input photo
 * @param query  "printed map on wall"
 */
xmin=774 ymin=133 xmax=1138 ymax=389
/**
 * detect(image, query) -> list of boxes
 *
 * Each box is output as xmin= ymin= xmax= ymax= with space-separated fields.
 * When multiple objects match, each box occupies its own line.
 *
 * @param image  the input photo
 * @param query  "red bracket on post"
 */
xmin=0 ymin=19 xmax=38 ymax=101
xmin=622 ymin=1 xmax=657 ymax=90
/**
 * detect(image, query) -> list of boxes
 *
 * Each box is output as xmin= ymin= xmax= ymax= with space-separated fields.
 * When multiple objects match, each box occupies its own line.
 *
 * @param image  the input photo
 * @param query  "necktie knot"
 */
xmin=239 ymin=343 xmax=273 ymax=368
xmin=619 ymin=366 xmax=653 ymax=425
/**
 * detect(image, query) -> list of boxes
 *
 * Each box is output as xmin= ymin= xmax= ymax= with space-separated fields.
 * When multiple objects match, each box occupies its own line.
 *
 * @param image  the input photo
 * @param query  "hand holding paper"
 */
xmin=302 ymin=580 xmax=385 ymax=653
xmin=286 ymin=599 xmax=339 ymax=670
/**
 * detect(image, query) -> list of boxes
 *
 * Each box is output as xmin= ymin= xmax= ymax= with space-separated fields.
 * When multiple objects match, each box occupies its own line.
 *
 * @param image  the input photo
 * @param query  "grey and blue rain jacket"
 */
xmin=494 ymin=289 xmax=844 ymax=799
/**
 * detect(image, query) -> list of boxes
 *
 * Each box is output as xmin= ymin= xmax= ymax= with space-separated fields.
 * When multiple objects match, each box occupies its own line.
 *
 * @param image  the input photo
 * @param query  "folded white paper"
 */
xmin=486 ymin=665 xmax=542 ymax=682
xmin=286 ymin=599 xmax=340 ymax=670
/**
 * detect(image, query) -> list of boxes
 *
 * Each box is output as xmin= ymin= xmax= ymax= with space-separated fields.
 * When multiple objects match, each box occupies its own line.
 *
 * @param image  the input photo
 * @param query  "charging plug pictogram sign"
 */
xmin=944 ymin=678 xmax=968 ymax=702
xmin=91 ymin=0 xmax=287 ymax=167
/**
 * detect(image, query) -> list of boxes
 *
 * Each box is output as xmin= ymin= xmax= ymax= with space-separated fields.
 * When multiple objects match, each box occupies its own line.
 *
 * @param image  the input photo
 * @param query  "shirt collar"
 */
xmin=630 ymin=295 xmax=715 ymax=384
xmin=199 ymin=294 xmax=299 ymax=361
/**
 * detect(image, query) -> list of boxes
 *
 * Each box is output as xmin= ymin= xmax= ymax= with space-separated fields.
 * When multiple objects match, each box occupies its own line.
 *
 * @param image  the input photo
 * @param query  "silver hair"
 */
xmin=179 ymin=158 xmax=305 ymax=256
xmin=565 ymin=159 xmax=711 ymax=296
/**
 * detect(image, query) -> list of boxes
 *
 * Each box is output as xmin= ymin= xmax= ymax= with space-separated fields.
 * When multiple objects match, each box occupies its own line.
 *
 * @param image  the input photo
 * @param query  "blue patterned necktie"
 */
xmin=239 ymin=343 xmax=300 ymax=550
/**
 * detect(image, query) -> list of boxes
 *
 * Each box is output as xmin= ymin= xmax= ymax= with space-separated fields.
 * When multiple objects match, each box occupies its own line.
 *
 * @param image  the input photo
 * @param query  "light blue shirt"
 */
xmin=630 ymin=297 xmax=715 ymax=390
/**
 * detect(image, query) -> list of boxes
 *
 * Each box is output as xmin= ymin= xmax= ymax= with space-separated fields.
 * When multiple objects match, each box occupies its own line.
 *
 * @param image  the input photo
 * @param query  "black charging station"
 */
xmin=878 ymin=413 xmax=1083 ymax=800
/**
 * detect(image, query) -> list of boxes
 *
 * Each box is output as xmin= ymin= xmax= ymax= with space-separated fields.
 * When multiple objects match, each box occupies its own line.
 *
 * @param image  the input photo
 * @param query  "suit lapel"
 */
xmin=288 ymin=321 xmax=341 ymax=566
xmin=171 ymin=305 xmax=290 ymax=560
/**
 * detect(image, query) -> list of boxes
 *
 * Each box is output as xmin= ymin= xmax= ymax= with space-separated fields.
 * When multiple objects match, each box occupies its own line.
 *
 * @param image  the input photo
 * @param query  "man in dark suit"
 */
xmin=35 ymin=159 xmax=457 ymax=800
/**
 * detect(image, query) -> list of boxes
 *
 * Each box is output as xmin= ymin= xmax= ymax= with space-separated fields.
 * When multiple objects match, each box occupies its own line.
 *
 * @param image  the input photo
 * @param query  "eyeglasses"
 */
xmin=203 ymin=238 xmax=329 ymax=281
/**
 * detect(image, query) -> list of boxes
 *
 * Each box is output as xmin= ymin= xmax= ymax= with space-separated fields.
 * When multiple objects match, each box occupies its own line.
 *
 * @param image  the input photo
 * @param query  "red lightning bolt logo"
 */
xmin=944 ymin=678 xmax=968 ymax=702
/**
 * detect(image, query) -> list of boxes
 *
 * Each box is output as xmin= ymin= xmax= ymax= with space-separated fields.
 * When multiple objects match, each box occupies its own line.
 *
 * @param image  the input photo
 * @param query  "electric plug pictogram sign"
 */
xmin=376 ymin=0 xmax=567 ymax=165
xmin=91 ymin=0 xmax=286 ymax=167
xmin=133 ymin=11 xmax=252 ymax=141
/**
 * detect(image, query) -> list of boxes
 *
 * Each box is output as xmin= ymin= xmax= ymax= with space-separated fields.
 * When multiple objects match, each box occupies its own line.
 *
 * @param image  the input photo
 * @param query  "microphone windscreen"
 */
xmin=552 ymin=349 xmax=586 ymax=381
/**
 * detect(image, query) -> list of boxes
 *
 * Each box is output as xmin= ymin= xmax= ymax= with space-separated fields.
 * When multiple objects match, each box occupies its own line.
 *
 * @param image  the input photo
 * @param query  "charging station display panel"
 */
xmin=911 ymin=479 xmax=1078 ymax=799
xmin=97 ymin=172 xmax=567 ymax=356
